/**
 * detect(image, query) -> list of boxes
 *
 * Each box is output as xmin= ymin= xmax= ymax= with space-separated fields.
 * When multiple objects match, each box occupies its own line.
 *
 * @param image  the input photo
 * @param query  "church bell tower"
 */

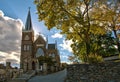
xmin=20 ymin=8 xmax=34 ymax=72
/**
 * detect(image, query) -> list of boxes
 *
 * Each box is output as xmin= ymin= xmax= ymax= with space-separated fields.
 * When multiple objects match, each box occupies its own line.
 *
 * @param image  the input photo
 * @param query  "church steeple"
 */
xmin=25 ymin=7 xmax=33 ymax=30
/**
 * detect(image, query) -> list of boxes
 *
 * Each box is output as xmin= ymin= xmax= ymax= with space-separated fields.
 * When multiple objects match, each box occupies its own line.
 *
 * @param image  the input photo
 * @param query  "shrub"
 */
xmin=87 ymin=53 xmax=103 ymax=63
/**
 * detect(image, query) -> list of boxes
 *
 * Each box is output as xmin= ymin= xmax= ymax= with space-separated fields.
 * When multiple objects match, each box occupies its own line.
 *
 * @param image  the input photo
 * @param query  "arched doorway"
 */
xmin=32 ymin=61 xmax=35 ymax=70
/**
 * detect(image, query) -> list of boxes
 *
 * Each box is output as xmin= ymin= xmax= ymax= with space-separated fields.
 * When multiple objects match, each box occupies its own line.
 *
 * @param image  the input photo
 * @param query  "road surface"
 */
xmin=28 ymin=69 xmax=66 ymax=82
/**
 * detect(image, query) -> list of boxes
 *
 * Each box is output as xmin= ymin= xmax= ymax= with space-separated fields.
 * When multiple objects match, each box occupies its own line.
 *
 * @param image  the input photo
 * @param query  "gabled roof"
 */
xmin=34 ymin=35 xmax=46 ymax=44
xmin=25 ymin=8 xmax=33 ymax=31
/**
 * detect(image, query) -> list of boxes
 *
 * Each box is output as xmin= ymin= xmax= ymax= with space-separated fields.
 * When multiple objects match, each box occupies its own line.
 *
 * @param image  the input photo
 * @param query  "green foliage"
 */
xmin=90 ymin=33 xmax=118 ymax=57
xmin=97 ymin=33 xmax=119 ymax=57
xmin=70 ymin=32 xmax=118 ymax=62
xmin=38 ymin=56 xmax=54 ymax=66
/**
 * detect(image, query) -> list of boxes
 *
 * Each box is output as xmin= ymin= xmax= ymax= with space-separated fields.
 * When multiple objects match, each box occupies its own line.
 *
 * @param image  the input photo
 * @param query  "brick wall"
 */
xmin=66 ymin=62 xmax=120 ymax=82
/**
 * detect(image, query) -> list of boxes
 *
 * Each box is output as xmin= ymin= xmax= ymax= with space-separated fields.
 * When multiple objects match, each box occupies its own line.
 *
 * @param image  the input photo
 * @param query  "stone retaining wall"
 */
xmin=66 ymin=62 xmax=120 ymax=82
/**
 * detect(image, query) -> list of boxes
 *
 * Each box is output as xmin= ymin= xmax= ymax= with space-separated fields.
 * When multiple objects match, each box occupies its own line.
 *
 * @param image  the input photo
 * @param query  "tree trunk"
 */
xmin=113 ymin=29 xmax=120 ymax=52
xmin=85 ymin=33 xmax=90 ymax=62
xmin=85 ymin=2 xmax=91 ymax=62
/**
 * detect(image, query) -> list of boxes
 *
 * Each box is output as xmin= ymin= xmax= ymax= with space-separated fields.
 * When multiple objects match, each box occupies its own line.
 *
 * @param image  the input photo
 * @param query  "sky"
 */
xmin=0 ymin=0 xmax=73 ymax=67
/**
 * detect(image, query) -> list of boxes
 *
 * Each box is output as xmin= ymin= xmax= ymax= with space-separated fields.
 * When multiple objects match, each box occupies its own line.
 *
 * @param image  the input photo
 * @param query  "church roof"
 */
xmin=48 ymin=44 xmax=56 ymax=49
xmin=34 ymin=35 xmax=46 ymax=44
xmin=25 ymin=8 xmax=33 ymax=31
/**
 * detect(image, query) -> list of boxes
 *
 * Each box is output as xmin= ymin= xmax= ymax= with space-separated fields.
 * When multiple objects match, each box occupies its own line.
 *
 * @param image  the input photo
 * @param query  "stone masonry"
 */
xmin=66 ymin=62 xmax=120 ymax=82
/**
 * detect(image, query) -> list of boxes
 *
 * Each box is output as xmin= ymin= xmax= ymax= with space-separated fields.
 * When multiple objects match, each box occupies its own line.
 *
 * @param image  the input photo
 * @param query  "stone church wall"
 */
xmin=66 ymin=62 xmax=120 ymax=82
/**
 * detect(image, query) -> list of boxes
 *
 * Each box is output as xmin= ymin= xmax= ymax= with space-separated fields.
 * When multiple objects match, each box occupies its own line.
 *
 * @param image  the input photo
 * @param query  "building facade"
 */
xmin=20 ymin=9 xmax=60 ymax=72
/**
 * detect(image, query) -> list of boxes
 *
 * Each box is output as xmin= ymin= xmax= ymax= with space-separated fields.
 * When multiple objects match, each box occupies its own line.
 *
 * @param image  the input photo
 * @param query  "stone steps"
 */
xmin=8 ymin=70 xmax=36 ymax=82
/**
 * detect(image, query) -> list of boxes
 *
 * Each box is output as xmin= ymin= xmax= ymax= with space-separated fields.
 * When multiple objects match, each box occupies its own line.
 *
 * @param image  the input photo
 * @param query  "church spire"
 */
xmin=25 ymin=7 xmax=33 ymax=30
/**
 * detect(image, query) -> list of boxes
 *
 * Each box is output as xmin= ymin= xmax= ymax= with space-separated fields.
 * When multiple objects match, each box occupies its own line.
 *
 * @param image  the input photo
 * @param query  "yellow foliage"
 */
xmin=34 ymin=0 xmax=119 ymax=63
xmin=87 ymin=54 xmax=103 ymax=63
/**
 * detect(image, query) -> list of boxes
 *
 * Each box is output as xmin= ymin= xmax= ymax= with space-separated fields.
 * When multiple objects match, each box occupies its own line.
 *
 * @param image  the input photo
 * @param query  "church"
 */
xmin=20 ymin=9 xmax=60 ymax=73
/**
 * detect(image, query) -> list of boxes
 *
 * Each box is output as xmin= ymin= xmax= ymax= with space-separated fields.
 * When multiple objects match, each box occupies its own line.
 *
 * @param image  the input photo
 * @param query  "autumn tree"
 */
xmin=97 ymin=0 xmax=120 ymax=52
xmin=68 ymin=55 xmax=79 ymax=64
xmin=34 ymin=0 xmax=119 ymax=63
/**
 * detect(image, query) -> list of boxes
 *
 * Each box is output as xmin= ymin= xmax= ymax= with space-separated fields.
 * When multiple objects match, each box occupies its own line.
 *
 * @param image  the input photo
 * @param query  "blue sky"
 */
xmin=0 ymin=0 xmax=73 ymax=67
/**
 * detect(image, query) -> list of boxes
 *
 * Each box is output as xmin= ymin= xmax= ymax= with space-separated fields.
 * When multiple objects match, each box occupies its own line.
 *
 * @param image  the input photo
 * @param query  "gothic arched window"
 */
xmin=36 ymin=48 xmax=44 ymax=57
xmin=23 ymin=45 xmax=27 ymax=51
xmin=52 ymin=53 xmax=55 ymax=57
xmin=49 ymin=54 xmax=52 ymax=57
xmin=49 ymin=53 xmax=55 ymax=58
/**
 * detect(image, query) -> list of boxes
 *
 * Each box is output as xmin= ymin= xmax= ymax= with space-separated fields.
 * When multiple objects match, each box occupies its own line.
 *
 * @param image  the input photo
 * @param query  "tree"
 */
xmin=68 ymin=55 xmax=79 ymax=64
xmin=107 ymin=0 xmax=120 ymax=52
xmin=38 ymin=56 xmax=54 ymax=66
xmin=94 ymin=0 xmax=120 ymax=52
xmin=34 ymin=0 xmax=118 ymax=63
xmin=91 ymin=32 xmax=118 ymax=57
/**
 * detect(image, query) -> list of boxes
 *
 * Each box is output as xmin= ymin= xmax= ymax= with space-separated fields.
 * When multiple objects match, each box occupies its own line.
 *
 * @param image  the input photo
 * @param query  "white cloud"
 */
xmin=0 ymin=10 xmax=4 ymax=17
xmin=60 ymin=55 xmax=68 ymax=59
xmin=0 ymin=10 xmax=23 ymax=66
xmin=59 ymin=40 xmax=73 ymax=52
xmin=51 ymin=33 xmax=63 ymax=38
xmin=35 ymin=32 xmax=47 ymax=41
xmin=60 ymin=55 xmax=72 ymax=64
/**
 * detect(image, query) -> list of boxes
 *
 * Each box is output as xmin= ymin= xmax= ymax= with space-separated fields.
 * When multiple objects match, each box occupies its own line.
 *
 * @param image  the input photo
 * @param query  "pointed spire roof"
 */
xmin=25 ymin=7 xmax=33 ymax=30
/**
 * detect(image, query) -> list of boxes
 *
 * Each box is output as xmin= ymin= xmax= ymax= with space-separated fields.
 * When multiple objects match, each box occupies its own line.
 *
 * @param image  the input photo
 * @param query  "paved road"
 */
xmin=28 ymin=69 xmax=66 ymax=82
